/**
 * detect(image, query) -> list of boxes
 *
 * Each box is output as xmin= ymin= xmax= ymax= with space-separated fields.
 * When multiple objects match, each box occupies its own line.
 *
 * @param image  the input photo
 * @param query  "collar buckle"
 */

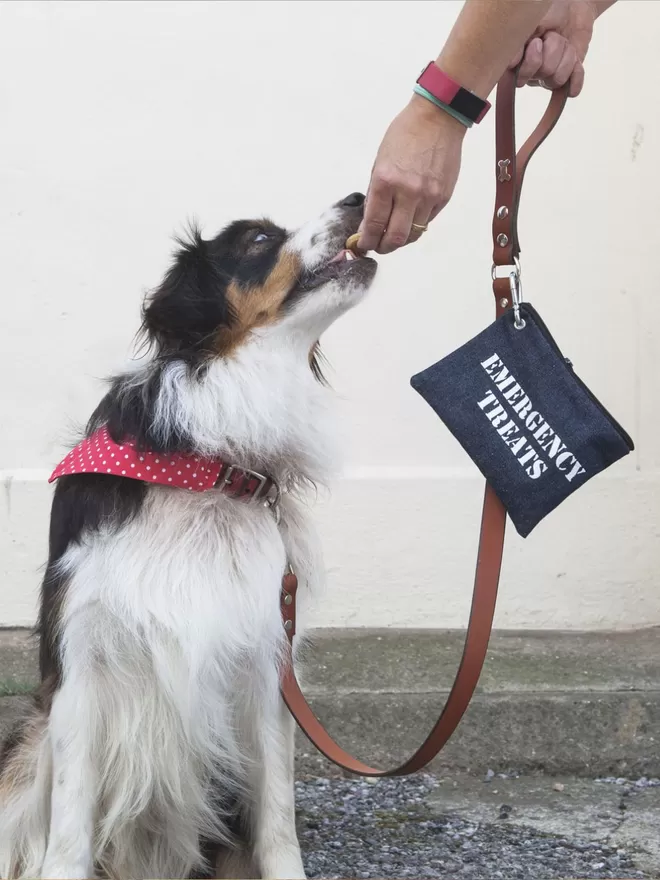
xmin=221 ymin=464 xmax=281 ymax=518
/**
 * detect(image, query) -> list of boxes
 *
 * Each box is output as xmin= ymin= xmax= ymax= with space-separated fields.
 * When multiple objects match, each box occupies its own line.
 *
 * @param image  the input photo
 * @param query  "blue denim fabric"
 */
xmin=411 ymin=303 xmax=633 ymax=537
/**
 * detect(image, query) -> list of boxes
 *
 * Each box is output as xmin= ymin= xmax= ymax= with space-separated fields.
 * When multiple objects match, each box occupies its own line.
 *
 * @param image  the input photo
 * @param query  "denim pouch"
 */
xmin=410 ymin=302 xmax=634 ymax=537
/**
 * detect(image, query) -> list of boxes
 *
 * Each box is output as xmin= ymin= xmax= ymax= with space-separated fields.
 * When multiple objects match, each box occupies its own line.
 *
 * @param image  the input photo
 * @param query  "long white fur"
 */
xmin=0 ymin=204 xmax=372 ymax=880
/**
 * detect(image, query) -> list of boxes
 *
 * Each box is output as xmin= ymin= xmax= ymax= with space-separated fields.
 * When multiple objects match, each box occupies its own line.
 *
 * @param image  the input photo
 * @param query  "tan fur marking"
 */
xmin=0 ymin=705 xmax=49 ymax=877
xmin=0 ymin=677 xmax=55 ymax=798
xmin=216 ymin=250 xmax=302 ymax=356
xmin=0 ymin=716 xmax=44 ymax=797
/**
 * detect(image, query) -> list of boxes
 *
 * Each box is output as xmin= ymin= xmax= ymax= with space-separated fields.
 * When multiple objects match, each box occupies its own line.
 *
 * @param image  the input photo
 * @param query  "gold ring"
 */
xmin=411 ymin=223 xmax=428 ymax=233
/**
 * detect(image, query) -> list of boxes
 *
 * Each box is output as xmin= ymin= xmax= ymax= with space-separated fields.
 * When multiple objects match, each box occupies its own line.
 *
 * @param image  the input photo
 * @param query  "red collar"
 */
xmin=49 ymin=425 xmax=279 ymax=506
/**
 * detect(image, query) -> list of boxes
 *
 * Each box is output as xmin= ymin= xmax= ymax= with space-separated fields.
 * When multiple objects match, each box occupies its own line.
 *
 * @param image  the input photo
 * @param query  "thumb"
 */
xmin=509 ymin=46 xmax=524 ymax=69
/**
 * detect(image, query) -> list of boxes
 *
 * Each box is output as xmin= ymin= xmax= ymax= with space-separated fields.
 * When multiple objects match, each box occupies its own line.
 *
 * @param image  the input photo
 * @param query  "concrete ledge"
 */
xmin=295 ymin=627 xmax=660 ymax=778
xmin=2 ymin=627 xmax=660 ymax=777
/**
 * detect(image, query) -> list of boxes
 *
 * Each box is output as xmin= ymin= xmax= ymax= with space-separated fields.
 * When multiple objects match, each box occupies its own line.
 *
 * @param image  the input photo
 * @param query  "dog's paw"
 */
xmin=260 ymin=849 xmax=306 ymax=879
xmin=40 ymin=860 xmax=93 ymax=879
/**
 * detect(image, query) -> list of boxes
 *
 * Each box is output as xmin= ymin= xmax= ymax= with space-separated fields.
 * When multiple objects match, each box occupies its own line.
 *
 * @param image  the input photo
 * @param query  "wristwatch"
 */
xmin=416 ymin=62 xmax=491 ymax=124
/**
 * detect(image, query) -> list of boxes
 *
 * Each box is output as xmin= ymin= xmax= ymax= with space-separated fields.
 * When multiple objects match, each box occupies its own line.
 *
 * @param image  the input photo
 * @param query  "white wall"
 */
xmin=1 ymin=0 xmax=658 ymax=629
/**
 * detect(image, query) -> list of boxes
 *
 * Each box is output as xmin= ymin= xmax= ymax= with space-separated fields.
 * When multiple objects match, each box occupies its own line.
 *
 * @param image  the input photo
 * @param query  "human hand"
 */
xmin=510 ymin=0 xmax=599 ymax=97
xmin=358 ymin=94 xmax=466 ymax=255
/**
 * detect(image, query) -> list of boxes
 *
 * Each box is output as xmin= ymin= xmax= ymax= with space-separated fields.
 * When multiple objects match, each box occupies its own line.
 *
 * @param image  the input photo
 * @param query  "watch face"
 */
xmin=451 ymin=87 xmax=486 ymax=122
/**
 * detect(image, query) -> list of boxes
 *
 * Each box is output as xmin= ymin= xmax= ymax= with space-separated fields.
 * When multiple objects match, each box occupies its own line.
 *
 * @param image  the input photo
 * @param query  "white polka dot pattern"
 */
xmin=48 ymin=426 xmax=223 ymax=492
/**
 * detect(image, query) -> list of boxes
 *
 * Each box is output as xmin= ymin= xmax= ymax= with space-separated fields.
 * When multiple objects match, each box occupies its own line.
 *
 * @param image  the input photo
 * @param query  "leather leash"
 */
xmin=279 ymin=70 xmax=569 ymax=777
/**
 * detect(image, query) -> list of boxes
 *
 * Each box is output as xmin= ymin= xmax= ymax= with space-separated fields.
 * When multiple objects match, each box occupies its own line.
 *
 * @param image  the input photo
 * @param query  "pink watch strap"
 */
xmin=417 ymin=62 xmax=491 ymax=124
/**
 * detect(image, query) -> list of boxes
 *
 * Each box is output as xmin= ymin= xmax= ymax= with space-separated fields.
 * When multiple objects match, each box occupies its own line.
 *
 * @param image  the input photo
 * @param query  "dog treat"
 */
xmin=345 ymin=233 xmax=363 ymax=253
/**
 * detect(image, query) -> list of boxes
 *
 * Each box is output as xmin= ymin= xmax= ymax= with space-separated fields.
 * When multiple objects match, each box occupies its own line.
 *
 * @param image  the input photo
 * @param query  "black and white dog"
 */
xmin=0 ymin=193 xmax=376 ymax=880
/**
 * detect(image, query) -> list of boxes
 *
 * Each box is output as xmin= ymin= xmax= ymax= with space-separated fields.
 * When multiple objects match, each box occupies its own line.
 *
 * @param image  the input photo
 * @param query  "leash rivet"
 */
xmin=499 ymin=298 xmax=509 ymax=308
xmin=496 ymin=206 xmax=509 ymax=219
xmin=497 ymin=233 xmax=509 ymax=247
xmin=283 ymin=593 xmax=293 ymax=606
xmin=284 ymin=619 xmax=293 ymax=631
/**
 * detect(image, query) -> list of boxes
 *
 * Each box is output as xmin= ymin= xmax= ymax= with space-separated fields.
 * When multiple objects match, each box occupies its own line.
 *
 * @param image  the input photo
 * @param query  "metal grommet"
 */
xmin=284 ymin=619 xmax=293 ymax=632
xmin=496 ymin=206 xmax=509 ymax=219
xmin=499 ymin=298 xmax=509 ymax=308
xmin=497 ymin=233 xmax=509 ymax=247
xmin=283 ymin=593 xmax=293 ymax=606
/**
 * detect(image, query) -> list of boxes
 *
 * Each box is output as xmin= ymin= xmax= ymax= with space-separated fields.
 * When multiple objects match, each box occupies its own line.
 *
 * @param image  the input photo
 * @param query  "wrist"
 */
xmin=433 ymin=0 xmax=553 ymax=99
xmin=435 ymin=48 xmax=498 ymax=102
xmin=415 ymin=62 xmax=491 ymax=127
xmin=408 ymin=93 xmax=468 ymax=140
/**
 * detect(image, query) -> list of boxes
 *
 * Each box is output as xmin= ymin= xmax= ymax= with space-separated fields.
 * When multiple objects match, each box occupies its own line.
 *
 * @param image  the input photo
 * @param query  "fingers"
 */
xmin=376 ymin=194 xmax=415 ymax=254
xmin=360 ymin=192 xmax=432 ymax=255
xmin=537 ymin=32 xmax=577 ymax=89
xmin=517 ymin=37 xmax=544 ymax=88
xmin=359 ymin=173 xmax=436 ymax=254
xmin=386 ymin=200 xmax=433 ymax=252
xmin=408 ymin=206 xmax=432 ymax=244
xmin=568 ymin=60 xmax=585 ymax=98
xmin=358 ymin=180 xmax=393 ymax=253
xmin=516 ymin=32 xmax=582 ymax=95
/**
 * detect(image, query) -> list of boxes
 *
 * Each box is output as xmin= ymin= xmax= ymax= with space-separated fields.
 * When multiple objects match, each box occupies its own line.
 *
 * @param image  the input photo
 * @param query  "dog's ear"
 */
xmin=141 ymin=226 xmax=235 ymax=360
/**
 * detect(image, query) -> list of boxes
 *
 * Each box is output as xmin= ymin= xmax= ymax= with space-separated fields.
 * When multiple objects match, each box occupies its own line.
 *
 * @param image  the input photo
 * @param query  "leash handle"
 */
xmin=492 ymin=70 xmax=569 ymax=312
xmin=280 ymin=74 xmax=569 ymax=777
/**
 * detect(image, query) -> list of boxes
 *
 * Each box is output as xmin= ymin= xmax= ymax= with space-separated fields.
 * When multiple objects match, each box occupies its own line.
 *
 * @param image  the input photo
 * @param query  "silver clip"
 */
xmin=262 ymin=481 xmax=282 ymax=524
xmin=492 ymin=257 xmax=524 ymax=330
xmin=508 ymin=265 xmax=525 ymax=330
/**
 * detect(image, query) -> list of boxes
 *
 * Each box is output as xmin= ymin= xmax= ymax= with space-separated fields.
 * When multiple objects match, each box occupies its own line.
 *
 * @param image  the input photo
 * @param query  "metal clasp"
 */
xmin=262 ymin=482 xmax=282 ymax=523
xmin=491 ymin=256 xmax=525 ymax=330
xmin=508 ymin=269 xmax=525 ymax=330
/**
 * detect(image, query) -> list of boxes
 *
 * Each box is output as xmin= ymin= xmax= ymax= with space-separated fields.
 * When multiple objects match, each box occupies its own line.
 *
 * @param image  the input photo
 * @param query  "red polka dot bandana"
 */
xmin=49 ymin=426 xmax=223 ymax=491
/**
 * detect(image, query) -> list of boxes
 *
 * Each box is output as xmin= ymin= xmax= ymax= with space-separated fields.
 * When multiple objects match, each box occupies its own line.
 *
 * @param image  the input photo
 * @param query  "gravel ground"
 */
xmin=296 ymin=775 xmax=645 ymax=880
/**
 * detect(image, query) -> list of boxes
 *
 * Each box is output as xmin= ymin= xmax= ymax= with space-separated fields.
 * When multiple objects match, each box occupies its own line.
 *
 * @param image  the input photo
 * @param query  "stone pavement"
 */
xmin=297 ymin=774 xmax=660 ymax=879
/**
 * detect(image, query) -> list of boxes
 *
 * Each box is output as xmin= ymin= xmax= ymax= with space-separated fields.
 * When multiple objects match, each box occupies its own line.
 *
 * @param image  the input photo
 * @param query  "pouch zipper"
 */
xmin=520 ymin=303 xmax=634 ymax=451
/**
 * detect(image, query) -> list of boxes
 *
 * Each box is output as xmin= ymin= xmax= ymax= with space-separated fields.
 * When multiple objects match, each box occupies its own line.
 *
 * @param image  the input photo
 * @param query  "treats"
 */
xmin=345 ymin=233 xmax=362 ymax=253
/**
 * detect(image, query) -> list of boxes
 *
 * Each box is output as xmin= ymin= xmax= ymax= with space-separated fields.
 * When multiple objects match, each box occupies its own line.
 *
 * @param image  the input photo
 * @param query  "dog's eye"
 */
xmin=253 ymin=232 xmax=270 ymax=243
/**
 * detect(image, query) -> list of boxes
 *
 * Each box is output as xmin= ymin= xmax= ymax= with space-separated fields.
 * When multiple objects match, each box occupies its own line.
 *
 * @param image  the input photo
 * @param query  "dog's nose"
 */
xmin=340 ymin=192 xmax=365 ymax=208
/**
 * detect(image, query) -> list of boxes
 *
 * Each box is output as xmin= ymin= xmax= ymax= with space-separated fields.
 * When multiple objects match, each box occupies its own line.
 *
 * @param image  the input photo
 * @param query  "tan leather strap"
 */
xmin=279 ymin=72 xmax=569 ymax=777
xmin=280 ymin=487 xmax=505 ymax=776
xmin=493 ymin=69 xmax=569 ymax=271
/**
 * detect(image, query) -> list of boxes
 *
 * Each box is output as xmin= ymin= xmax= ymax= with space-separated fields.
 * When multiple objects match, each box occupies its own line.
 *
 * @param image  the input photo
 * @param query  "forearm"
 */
xmin=436 ymin=0 xmax=553 ymax=98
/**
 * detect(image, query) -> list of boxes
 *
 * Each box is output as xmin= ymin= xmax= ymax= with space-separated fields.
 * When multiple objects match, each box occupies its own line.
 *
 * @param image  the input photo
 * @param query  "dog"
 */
xmin=0 ymin=192 xmax=377 ymax=880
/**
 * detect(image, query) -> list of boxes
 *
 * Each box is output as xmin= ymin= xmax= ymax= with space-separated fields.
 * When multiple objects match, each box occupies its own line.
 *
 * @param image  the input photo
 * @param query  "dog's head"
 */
xmin=142 ymin=193 xmax=377 ymax=369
